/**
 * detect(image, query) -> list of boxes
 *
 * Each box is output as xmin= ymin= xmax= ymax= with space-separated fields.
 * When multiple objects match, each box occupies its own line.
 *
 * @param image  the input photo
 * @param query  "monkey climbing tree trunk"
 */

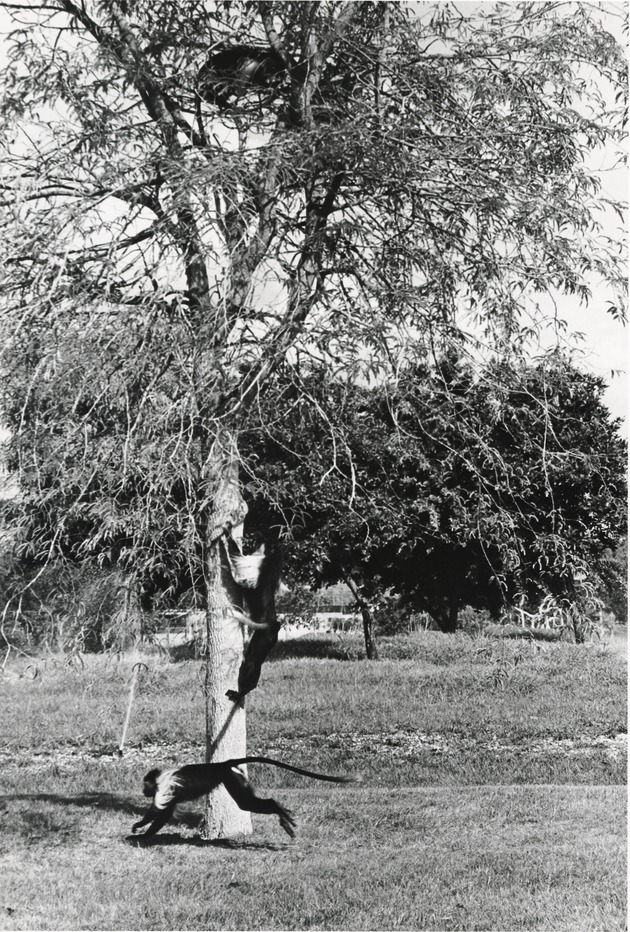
xmin=203 ymin=433 xmax=251 ymax=839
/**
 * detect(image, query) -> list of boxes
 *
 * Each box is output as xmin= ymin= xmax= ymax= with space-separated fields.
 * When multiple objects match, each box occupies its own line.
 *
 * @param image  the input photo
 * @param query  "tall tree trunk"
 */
xmin=343 ymin=573 xmax=379 ymax=660
xmin=423 ymin=582 xmax=462 ymax=633
xmin=203 ymin=434 xmax=251 ymax=839
xmin=431 ymin=598 xmax=460 ymax=633
xmin=360 ymin=604 xmax=379 ymax=660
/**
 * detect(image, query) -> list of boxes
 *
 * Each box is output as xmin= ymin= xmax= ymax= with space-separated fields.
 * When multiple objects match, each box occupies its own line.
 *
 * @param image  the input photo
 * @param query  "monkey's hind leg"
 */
xmin=226 ymin=622 xmax=280 ymax=703
xmin=223 ymin=767 xmax=297 ymax=837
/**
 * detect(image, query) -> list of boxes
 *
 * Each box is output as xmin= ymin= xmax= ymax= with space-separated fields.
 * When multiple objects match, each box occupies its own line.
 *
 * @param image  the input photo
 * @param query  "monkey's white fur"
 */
xmin=153 ymin=765 xmax=247 ymax=811
xmin=229 ymin=606 xmax=271 ymax=630
xmin=153 ymin=770 xmax=182 ymax=810
xmin=229 ymin=546 xmax=266 ymax=588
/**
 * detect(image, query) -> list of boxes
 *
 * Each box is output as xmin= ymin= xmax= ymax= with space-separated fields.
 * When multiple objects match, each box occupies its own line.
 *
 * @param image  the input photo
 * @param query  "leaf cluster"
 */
xmin=241 ymin=352 xmax=627 ymax=628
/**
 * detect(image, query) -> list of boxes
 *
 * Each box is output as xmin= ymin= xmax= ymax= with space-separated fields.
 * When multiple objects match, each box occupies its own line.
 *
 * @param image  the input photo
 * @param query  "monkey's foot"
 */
xmin=225 ymin=689 xmax=243 ymax=703
xmin=279 ymin=809 xmax=297 ymax=838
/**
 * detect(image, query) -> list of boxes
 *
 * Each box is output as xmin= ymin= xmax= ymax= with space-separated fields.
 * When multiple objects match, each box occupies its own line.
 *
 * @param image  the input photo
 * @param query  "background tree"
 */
xmin=0 ymin=1 xmax=626 ymax=836
xmin=243 ymin=353 xmax=627 ymax=638
xmin=391 ymin=354 xmax=628 ymax=633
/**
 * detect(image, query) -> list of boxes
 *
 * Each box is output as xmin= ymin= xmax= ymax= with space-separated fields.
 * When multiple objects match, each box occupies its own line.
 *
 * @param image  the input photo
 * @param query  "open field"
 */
xmin=0 ymin=629 xmax=626 ymax=930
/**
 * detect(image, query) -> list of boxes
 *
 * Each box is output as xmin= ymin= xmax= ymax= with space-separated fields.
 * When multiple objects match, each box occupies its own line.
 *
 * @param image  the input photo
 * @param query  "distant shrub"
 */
xmin=269 ymin=633 xmax=360 ymax=661
xmin=373 ymin=634 xmax=426 ymax=660
xmin=458 ymin=606 xmax=494 ymax=636
xmin=373 ymin=596 xmax=411 ymax=635
xmin=1 ymin=561 xmax=140 ymax=653
xmin=375 ymin=603 xmax=491 ymax=637
xmin=277 ymin=586 xmax=319 ymax=626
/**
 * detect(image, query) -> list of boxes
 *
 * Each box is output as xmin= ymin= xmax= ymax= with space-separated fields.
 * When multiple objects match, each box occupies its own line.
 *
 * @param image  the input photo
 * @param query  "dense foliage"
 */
xmin=243 ymin=354 xmax=627 ymax=632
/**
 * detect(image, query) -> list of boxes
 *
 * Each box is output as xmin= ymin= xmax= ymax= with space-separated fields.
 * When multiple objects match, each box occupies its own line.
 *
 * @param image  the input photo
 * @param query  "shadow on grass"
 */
xmin=3 ymin=791 xmax=141 ymax=817
xmin=124 ymin=832 xmax=287 ymax=850
xmin=4 ymin=792 xmax=216 ymax=832
xmin=268 ymin=637 xmax=359 ymax=661
xmin=3 ymin=793 xmax=291 ymax=848
xmin=166 ymin=635 xmax=361 ymax=662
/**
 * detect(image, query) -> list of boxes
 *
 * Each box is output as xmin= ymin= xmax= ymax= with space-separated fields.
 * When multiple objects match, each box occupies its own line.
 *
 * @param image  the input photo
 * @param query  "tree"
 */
xmin=243 ymin=353 xmax=627 ymax=636
xmin=390 ymin=354 xmax=628 ymax=631
xmin=0 ymin=1 xmax=626 ymax=836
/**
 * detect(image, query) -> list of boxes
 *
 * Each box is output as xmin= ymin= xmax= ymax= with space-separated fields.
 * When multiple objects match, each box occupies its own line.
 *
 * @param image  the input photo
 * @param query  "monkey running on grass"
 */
xmin=131 ymin=757 xmax=358 ymax=841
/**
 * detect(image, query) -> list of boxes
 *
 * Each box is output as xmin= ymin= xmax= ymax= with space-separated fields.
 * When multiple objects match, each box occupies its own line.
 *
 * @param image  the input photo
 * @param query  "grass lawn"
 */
xmin=0 ymin=629 xmax=626 ymax=930
xmin=0 ymin=786 xmax=625 ymax=931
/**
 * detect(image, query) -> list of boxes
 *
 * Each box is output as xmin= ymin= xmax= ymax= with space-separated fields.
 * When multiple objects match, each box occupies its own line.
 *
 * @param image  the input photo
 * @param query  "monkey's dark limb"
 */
xmin=223 ymin=768 xmax=296 ymax=837
xmin=131 ymin=812 xmax=153 ymax=833
xmin=226 ymin=621 xmax=281 ymax=702
xmin=131 ymin=804 xmax=173 ymax=838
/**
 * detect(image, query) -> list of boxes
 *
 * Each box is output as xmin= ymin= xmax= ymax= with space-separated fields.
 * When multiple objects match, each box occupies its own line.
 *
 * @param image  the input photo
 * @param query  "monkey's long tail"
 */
xmin=228 ymin=756 xmax=360 ymax=783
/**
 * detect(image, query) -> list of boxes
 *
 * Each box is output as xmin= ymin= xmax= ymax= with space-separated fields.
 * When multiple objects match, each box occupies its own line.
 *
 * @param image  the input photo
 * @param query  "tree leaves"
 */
xmin=243 ymin=353 xmax=627 ymax=627
xmin=0 ymin=2 xmax=626 ymax=609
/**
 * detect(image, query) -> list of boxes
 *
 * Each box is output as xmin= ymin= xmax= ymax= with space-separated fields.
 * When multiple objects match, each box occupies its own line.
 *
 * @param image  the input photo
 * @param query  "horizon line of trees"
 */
xmin=1 ymin=349 xmax=626 ymax=655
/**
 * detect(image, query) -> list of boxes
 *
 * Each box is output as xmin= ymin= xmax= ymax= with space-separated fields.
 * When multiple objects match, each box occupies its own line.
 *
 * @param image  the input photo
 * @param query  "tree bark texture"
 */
xmin=360 ymin=605 xmax=379 ymax=661
xmin=203 ymin=435 xmax=251 ymax=839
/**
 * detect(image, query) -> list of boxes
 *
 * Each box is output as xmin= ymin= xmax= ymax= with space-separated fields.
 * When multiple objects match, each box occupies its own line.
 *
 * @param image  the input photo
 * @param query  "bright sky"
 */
xmin=561 ymin=288 xmax=627 ymax=429
xmin=557 ymin=66 xmax=627 ymax=429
